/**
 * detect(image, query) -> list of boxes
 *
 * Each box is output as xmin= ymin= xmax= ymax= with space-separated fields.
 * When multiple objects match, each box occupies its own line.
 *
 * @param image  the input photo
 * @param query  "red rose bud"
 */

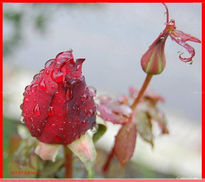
xmin=21 ymin=50 xmax=96 ymax=145
xmin=141 ymin=32 xmax=169 ymax=75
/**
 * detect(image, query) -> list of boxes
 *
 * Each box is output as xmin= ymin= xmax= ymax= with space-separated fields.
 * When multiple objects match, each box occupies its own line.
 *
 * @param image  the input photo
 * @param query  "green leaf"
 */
xmin=93 ymin=124 xmax=107 ymax=143
xmin=114 ymin=122 xmax=137 ymax=166
xmin=68 ymin=133 xmax=96 ymax=178
xmin=135 ymin=112 xmax=154 ymax=147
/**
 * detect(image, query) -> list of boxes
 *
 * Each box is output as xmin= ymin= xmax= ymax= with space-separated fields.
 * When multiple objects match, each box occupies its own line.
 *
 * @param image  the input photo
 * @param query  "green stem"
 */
xmin=131 ymin=74 xmax=153 ymax=110
xmin=64 ymin=146 xmax=73 ymax=178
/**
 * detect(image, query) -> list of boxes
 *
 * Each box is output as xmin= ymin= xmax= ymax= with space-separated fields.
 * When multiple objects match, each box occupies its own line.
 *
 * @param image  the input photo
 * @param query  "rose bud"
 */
xmin=141 ymin=3 xmax=201 ymax=75
xmin=21 ymin=50 xmax=96 ymax=145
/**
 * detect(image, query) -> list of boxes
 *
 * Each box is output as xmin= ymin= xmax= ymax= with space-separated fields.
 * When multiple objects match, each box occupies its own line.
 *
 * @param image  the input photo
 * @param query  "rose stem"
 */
xmin=103 ymin=74 xmax=153 ymax=172
xmin=64 ymin=146 xmax=73 ymax=178
xmin=131 ymin=74 xmax=153 ymax=110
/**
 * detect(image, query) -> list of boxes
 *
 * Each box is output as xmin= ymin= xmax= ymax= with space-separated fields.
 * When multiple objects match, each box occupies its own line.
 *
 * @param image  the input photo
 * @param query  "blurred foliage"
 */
xmin=3 ymin=116 xmax=176 ymax=178
xmin=3 ymin=3 xmax=104 ymax=57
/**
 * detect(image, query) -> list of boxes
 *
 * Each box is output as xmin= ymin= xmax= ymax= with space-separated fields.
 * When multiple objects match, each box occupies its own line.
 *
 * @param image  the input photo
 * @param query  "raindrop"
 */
xmin=37 ymin=128 xmax=41 ymax=134
xmin=66 ymin=88 xmax=72 ymax=101
xmin=25 ymin=98 xmax=29 ymax=102
xmin=88 ymin=109 xmax=94 ymax=116
xmin=51 ymin=123 xmax=56 ymax=127
xmin=55 ymin=135 xmax=61 ymax=141
xmin=20 ymin=104 xmax=23 ymax=110
xmin=25 ymin=85 xmax=30 ymax=91
xmin=48 ymin=106 xmax=55 ymax=116
xmin=33 ymin=73 xmax=40 ymax=80
xmin=59 ymin=128 xmax=64 ymax=132
xmin=45 ymin=59 xmax=55 ymax=69
xmin=45 ymin=69 xmax=49 ymax=75
xmin=82 ymin=120 xmax=86 ymax=126
xmin=33 ymin=104 xmax=40 ymax=116
xmin=88 ymin=86 xmax=97 ymax=97
xmin=51 ymin=84 xmax=55 ymax=89
xmin=39 ymin=79 xmax=46 ymax=90
xmin=81 ymin=94 xmax=87 ymax=102
xmin=52 ymin=71 xmax=64 ymax=83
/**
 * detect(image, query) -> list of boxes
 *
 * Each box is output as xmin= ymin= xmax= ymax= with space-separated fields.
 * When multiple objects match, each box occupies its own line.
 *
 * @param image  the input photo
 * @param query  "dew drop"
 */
xmin=25 ymin=85 xmax=30 ymax=91
xmin=81 ymin=94 xmax=87 ymax=102
xmin=37 ymin=128 xmax=41 ymax=134
xmin=45 ymin=59 xmax=55 ymax=69
xmin=39 ymin=79 xmax=46 ymax=90
xmin=88 ymin=86 xmax=97 ymax=97
xmin=33 ymin=74 xmax=40 ymax=80
xmin=55 ymin=135 xmax=61 ymax=141
xmin=45 ymin=69 xmax=49 ymax=75
xmin=25 ymin=98 xmax=29 ymax=102
xmin=66 ymin=88 xmax=72 ymax=101
xmin=51 ymin=123 xmax=56 ymax=127
xmin=33 ymin=104 xmax=40 ymax=116
xmin=88 ymin=109 xmax=94 ymax=116
xmin=20 ymin=104 xmax=23 ymax=110
xmin=82 ymin=120 xmax=86 ymax=126
xmin=51 ymin=84 xmax=55 ymax=89
xmin=48 ymin=106 xmax=55 ymax=116
xmin=52 ymin=71 xmax=64 ymax=83
xmin=59 ymin=128 xmax=64 ymax=132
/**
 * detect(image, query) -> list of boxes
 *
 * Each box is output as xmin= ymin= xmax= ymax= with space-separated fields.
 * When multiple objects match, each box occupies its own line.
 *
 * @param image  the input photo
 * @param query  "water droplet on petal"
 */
xmin=59 ymin=128 xmax=64 ymax=132
xmin=81 ymin=94 xmax=87 ymax=102
xmin=55 ymin=135 xmax=61 ymax=141
xmin=39 ymin=79 xmax=46 ymax=90
xmin=45 ymin=69 xmax=49 ymax=75
xmin=88 ymin=86 xmax=97 ymax=97
xmin=88 ymin=109 xmax=94 ymax=116
xmin=33 ymin=104 xmax=40 ymax=116
xmin=66 ymin=88 xmax=72 ymax=101
xmin=82 ymin=120 xmax=86 ymax=126
xmin=33 ymin=74 xmax=40 ymax=80
xmin=52 ymin=71 xmax=64 ymax=83
xmin=20 ymin=104 xmax=23 ymax=110
xmin=25 ymin=85 xmax=30 ymax=91
xmin=45 ymin=59 xmax=55 ymax=69
xmin=37 ymin=128 xmax=41 ymax=134
xmin=48 ymin=106 xmax=55 ymax=116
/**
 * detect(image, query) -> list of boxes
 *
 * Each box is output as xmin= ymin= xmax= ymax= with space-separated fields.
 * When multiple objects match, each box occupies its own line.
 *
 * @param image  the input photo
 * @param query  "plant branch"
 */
xmin=131 ymin=74 xmax=153 ymax=110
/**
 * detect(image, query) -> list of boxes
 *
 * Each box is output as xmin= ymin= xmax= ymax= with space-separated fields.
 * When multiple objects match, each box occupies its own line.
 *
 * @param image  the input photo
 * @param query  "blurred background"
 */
xmin=3 ymin=3 xmax=201 ymax=178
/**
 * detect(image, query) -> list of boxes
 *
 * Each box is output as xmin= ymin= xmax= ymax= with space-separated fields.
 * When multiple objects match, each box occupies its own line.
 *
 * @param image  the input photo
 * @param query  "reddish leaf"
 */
xmin=114 ymin=122 xmax=137 ymax=166
xmin=97 ymin=96 xmax=132 ymax=124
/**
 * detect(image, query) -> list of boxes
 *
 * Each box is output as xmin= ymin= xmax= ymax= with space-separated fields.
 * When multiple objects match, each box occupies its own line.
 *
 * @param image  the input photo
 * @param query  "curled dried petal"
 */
xmin=170 ymin=30 xmax=201 ymax=63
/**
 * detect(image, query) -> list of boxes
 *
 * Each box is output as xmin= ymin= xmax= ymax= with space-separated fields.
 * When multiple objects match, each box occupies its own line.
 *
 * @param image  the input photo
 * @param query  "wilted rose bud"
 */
xmin=21 ymin=50 xmax=96 ymax=145
xmin=141 ymin=3 xmax=201 ymax=75
xmin=141 ymin=32 xmax=169 ymax=75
